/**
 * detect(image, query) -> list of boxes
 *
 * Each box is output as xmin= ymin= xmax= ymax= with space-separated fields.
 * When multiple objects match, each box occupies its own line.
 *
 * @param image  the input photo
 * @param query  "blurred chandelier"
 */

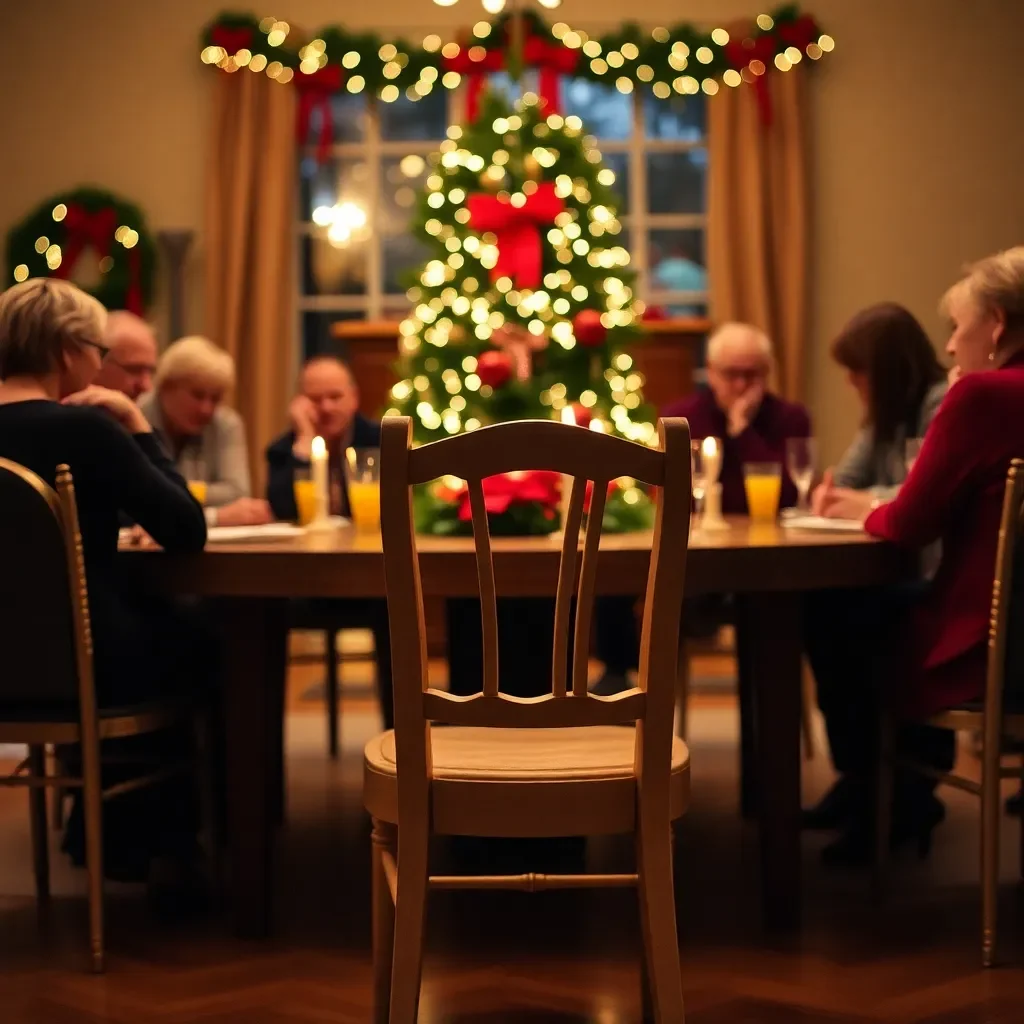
xmin=433 ymin=0 xmax=561 ymax=9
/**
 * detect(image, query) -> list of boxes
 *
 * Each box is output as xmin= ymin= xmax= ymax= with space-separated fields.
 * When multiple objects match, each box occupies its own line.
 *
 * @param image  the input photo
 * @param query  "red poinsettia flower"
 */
xmin=456 ymin=470 xmax=561 ymax=521
xmin=582 ymin=478 xmax=620 ymax=514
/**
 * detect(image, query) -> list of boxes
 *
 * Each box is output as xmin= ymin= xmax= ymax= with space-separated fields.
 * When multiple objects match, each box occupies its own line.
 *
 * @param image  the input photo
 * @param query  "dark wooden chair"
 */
xmin=0 ymin=459 xmax=211 ymax=972
xmin=875 ymin=458 xmax=1024 ymax=966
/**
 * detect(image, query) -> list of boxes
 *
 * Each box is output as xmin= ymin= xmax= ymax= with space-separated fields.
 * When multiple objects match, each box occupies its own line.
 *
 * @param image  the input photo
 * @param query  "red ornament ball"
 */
xmin=573 ymin=309 xmax=607 ymax=348
xmin=476 ymin=349 xmax=513 ymax=389
xmin=570 ymin=402 xmax=592 ymax=428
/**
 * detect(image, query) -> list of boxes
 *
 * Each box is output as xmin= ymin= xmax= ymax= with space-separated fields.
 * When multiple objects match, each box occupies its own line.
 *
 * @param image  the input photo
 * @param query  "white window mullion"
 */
xmin=366 ymin=99 xmax=384 ymax=321
xmin=628 ymin=90 xmax=649 ymax=300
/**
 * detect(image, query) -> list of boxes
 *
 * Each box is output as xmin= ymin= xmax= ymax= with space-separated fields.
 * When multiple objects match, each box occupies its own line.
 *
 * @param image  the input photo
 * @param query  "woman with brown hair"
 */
xmin=812 ymin=302 xmax=947 ymax=518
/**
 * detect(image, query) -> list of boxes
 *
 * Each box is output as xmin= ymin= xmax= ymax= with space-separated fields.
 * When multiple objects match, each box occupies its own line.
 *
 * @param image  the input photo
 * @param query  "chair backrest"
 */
xmin=986 ymin=458 xmax=1024 ymax=730
xmin=379 ymin=416 xmax=692 ymax=801
xmin=0 ymin=460 xmax=97 ymax=717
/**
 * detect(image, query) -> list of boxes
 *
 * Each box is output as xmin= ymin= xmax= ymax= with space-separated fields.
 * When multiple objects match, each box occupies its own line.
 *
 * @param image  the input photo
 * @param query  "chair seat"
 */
xmin=364 ymin=725 xmax=690 ymax=838
xmin=0 ymin=697 xmax=195 ymax=744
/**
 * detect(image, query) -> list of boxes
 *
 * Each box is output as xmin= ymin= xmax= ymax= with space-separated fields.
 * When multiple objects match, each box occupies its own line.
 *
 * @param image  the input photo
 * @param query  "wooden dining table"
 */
xmin=121 ymin=519 xmax=912 ymax=938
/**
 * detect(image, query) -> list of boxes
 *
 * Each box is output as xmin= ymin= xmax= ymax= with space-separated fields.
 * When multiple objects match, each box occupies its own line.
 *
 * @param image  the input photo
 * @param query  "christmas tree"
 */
xmin=387 ymin=90 xmax=657 ymax=535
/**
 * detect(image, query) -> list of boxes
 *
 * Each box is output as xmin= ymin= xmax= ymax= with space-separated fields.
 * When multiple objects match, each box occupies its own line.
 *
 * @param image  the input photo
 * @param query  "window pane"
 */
xmin=300 ymin=157 xmax=373 ymax=223
xmin=648 ymin=229 xmax=707 ymax=316
xmin=379 ymin=155 xmax=429 ymax=233
xmin=303 ymin=310 xmax=363 ymax=362
xmin=486 ymin=70 xmax=539 ymax=105
xmin=643 ymin=90 xmax=705 ymax=141
xmin=600 ymin=151 xmax=629 ymax=214
xmin=562 ymin=79 xmax=631 ymax=140
xmin=383 ymin=234 xmax=431 ymax=294
xmin=307 ymin=92 xmax=369 ymax=144
xmin=301 ymin=235 xmax=369 ymax=296
xmin=379 ymin=89 xmax=448 ymax=141
xmin=646 ymin=149 xmax=707 ymax=215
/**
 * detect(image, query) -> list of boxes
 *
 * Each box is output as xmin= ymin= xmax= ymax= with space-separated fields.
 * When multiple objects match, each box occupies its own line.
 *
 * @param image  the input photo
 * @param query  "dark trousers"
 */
xmin=803 ymin=585 xmax=955 ymax=810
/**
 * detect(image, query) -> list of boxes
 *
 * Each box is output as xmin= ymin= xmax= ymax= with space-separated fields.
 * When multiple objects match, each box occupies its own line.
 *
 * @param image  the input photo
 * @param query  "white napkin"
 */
xmin=206 ymin=523 xmax=306 ymax=542
xmin=780 ymin=515 xmax=864 ymax=533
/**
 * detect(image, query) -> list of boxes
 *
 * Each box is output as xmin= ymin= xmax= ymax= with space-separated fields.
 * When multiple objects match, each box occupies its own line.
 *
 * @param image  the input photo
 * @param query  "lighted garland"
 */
xmin=200 ymin=6 xmax=833 ymax=111
xmin=5 ymin=188 xmax=155 ymax=314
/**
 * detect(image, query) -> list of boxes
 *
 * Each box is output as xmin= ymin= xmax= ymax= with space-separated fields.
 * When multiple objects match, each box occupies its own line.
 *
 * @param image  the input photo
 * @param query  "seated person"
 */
xmin=93 ymin=310 xmax=158 ymax=400
xmin=594 ymin=323 xmax=811 ymax=692
xmin=811 ymin=303 xmax=947 ymax=519
xmin=808 ymin=247 xmax=1024 ymax=864
xmin=0 ymin=278 xmax=211 ymax=886
xmin=140 ymin=336 xmax=270 ymax=527
xmin=266 ymin=354 xmax=393 ymax=730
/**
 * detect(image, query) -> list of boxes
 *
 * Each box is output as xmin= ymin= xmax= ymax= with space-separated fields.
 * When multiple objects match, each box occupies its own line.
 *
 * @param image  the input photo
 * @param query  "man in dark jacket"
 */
xmin=266 ymin=355 xmax=392 ymax=736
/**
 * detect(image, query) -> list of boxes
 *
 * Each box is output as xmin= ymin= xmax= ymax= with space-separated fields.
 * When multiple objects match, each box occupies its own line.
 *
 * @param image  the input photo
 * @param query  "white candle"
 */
xmin=311 ymin=435 xmax=329 ymax=523
xmin=560 ymin=406 xmax=576 ymax=530
xmin=701 ymin=435 xmax=722 ymax=487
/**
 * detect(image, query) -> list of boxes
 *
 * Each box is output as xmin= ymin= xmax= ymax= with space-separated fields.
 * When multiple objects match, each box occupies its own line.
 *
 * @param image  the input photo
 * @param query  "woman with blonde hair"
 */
xmin=0 ymin=278 xmax=211 ymax=891
xmin=805 ymin=248 xmax=1024 ymax=864
xmin=140 ymin=335 xmax=270 ymax=526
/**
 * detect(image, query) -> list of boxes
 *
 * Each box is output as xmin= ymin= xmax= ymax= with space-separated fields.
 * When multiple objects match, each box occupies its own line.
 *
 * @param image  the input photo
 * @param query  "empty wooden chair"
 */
xmin=0 ymin=460 xmax=210 ymax=972
xmin=875 ymin=458 xmax=1024 ymax=966
xmin=364 ymin=416 xmax=693 ymax=1022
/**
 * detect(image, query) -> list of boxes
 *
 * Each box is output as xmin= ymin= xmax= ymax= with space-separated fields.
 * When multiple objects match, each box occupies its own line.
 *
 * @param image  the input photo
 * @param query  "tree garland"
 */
xmin=200 ymin=5 xmax=832 ymax=151
xmin=5 ymin=188 xmax=156 ymax=314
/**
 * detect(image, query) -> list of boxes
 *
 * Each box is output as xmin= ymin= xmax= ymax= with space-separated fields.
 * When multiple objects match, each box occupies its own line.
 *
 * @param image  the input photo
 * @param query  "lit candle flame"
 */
xmin=702 ymin=436 xmax=719 ymax=458
xmin=311 ymin=435 xmax=326 ymax=459
xmin=560 ymin=406 xmax=576 ymax=426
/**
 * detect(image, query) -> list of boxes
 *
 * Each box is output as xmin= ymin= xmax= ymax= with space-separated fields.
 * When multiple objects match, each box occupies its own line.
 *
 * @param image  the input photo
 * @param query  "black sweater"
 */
xmin=0 ymin=400 xmax=207 ymax=701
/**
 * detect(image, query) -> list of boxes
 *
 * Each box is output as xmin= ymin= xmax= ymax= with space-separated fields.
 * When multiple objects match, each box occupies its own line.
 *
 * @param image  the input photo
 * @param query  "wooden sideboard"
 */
xmin=330 ymin=317 xmax=712 ymax=419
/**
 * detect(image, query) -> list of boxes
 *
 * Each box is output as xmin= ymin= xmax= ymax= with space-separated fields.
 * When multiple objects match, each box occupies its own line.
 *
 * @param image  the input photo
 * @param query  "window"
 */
xmin=297 ymin=79 xmax=707 ymax=359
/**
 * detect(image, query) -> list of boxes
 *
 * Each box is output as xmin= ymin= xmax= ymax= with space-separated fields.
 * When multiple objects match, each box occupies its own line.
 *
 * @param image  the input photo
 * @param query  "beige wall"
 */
xmin=4 ymin=0 xmax=1023 ymax=461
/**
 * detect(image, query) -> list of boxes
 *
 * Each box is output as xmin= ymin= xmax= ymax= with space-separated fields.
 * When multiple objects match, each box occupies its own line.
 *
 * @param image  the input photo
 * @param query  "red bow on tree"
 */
xmin=522 ymin=35 xmax=579 ymax=115
xmin=725 ymin=34 xmax=779 ymax=125
xmin=52 ymin=205 xmax=145 ymax=315
xmin=209 ymin=25 xmax=254 ymax=55
xmin=456 ymin=471 xmax=561 ymax=521
xmin=442 ymin=44 xmax=504 ymax=124
xmin=295 ymin=64 xmax=345 ymax=164
xmin=467 ymin=182 xmax=564 ymax=290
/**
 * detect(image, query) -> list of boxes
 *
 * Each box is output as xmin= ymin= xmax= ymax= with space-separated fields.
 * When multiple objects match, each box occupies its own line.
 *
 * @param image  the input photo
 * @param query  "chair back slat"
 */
xmin=551 ymin=477 xmax=586 ymax=698
xmin=0 ymin=460 xmax=86 ymax=711
xmin=422 ymin=687 xmax=646 ymax=728
xmin=572 ymin=480 xmax=608 ymax=698
xmin=468 ymin=479 xmax=500 ymax=698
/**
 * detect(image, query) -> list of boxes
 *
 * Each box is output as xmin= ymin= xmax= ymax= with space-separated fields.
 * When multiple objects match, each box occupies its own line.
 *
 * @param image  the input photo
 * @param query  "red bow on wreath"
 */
xmin=52 ymin=204 xmax=144 ymax=315
xmin=456 ymin=471 xmax=561 ymax=521
xmin=209 ymin=25 xmax=254 ymax=55
xmin=777 ymin=14 xmax=819 ymax=51
xmin=467 ymin=182 xmax=564 ymax=290
xmin=724 ymin=34 xmax=778 ymax=125
xmin=295 ymin=64 xmax=345 ymax=164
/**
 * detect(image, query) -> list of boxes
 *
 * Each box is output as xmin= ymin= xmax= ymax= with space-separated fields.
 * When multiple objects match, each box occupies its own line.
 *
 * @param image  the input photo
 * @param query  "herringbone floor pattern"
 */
xmin=1 ymin=658 xmax=1023 ymax=1022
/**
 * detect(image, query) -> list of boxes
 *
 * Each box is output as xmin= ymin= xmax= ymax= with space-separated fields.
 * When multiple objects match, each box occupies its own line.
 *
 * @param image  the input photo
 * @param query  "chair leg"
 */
xmin=81 ymin=736 xmax=105 ymax=973
xmin=636 ymin=815 xmax=685 ymax=1023
xmin=674 ymin=638 xmax=690 ymax=740
xmin=49 ymin=748 xmax=65 ymax=832
xmin=372 ymin=819 xmax=397 ymax=1024
xmin=980 ymin=744 xmax=1001 ymax=967
xmin=800 ymin=662 xmax=816 ymax=762
xmin=389 ymin=820 xmax=430 ymax=1024
xmin=27 ymin=746 xmax=50 ymax=903
xmin=326 ymin=629 xmax=340 ymax=759
xmin=873 ymin=713 xmax=895 ymax=894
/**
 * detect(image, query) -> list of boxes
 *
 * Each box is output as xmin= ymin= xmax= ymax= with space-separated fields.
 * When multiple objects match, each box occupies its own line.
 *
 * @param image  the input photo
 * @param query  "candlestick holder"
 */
xmin=699 ymin=482 xmax=730 ymax=531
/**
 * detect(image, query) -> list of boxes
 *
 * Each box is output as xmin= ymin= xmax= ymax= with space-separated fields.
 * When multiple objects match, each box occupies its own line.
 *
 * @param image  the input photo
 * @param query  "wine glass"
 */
xmin=786 ymin=437 xmax=817 ymax=513
xmin=905 ymin=437 xmax=923 ymax=475
xmin=691 ymin=440 xmax=707 ymax=519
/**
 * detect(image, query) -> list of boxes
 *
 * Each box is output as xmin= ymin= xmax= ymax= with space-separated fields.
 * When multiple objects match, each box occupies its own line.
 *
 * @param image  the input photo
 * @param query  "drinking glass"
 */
xmin=743 ymin=462 xmax=783 ymax=522
xmin=348 ymin=447 xmax=381 ymax=532
xmin=690 ymin=441 xmax=707 ymax=519
xmin=786 ymin=437 xmax=816 ymax=512
xmin=187 ymin=480 xmax=207 ymax=506
xmin=905 ymin=437 xmax=924 ymax=475
xmin=292 ymin=467 xmax=318 ymax=526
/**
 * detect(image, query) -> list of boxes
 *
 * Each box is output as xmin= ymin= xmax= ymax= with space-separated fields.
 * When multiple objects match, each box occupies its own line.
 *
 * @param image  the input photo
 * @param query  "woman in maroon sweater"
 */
xmin=811 ymin=248 xmax=1024 ymax=863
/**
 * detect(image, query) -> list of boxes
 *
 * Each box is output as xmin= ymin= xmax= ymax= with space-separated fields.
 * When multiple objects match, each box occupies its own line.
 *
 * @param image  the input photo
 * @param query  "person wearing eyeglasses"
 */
xmin=93 ymin=310 xmax=159 ymax=401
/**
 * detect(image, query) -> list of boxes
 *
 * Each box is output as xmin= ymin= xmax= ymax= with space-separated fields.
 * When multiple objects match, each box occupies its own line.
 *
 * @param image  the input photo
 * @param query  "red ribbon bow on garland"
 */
xmin=295 ymin=64 xmax=345 ymax=164
xmin=467 ymin=181 xmax=564 ymax=290
xmin=209 ymin=25 xmax=254 ymax=55
xmin=444 ymin=31 xmax=579 ymax=124
xmin=724 ymin=34 xmax=778 ymax=125
xmin=456 ymin=471 xmax=561 ymax=521
xmin=51 ymin=204 xmax=144 ymax=315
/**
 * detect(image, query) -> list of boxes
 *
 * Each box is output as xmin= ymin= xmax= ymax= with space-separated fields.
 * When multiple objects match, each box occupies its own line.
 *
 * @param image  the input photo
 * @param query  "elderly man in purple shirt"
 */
xmin=663 ymin=322 xmax=811 ymax=513
xmin=593 ymin=322 xmax=812 ymax=694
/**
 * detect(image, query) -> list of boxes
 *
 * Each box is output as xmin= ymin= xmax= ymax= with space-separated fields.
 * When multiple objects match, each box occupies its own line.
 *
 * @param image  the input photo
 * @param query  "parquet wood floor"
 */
xmin=1 ymin=654 xmax=1023 ymax=1022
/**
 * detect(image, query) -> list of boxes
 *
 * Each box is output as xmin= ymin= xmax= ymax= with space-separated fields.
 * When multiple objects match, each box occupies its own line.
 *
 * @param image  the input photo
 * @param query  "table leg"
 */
xmin=737 ymin=592 xmax=802 ymax=931
xmin=219 ymin=597 xmax=288 ymax=938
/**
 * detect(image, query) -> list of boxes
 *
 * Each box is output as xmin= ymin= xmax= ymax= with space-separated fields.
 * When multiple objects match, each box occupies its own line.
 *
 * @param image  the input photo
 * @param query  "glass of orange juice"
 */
xmin=347 ymin=447 xmax=381 ymax=532
xmin=187 ymin=480 xmax=207 ymax=506
xmin=743 ymin=462 xmax=783 ymax=523
xmin=293 ymin=467 xmax=318 ymax=527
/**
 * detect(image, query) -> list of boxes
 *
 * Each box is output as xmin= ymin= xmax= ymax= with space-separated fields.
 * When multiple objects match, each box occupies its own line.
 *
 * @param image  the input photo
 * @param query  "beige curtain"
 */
xmin=707 ymin=69 xmax=809 ymax=401
xmin=205 ymin=71 xmax=296 ymax=496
